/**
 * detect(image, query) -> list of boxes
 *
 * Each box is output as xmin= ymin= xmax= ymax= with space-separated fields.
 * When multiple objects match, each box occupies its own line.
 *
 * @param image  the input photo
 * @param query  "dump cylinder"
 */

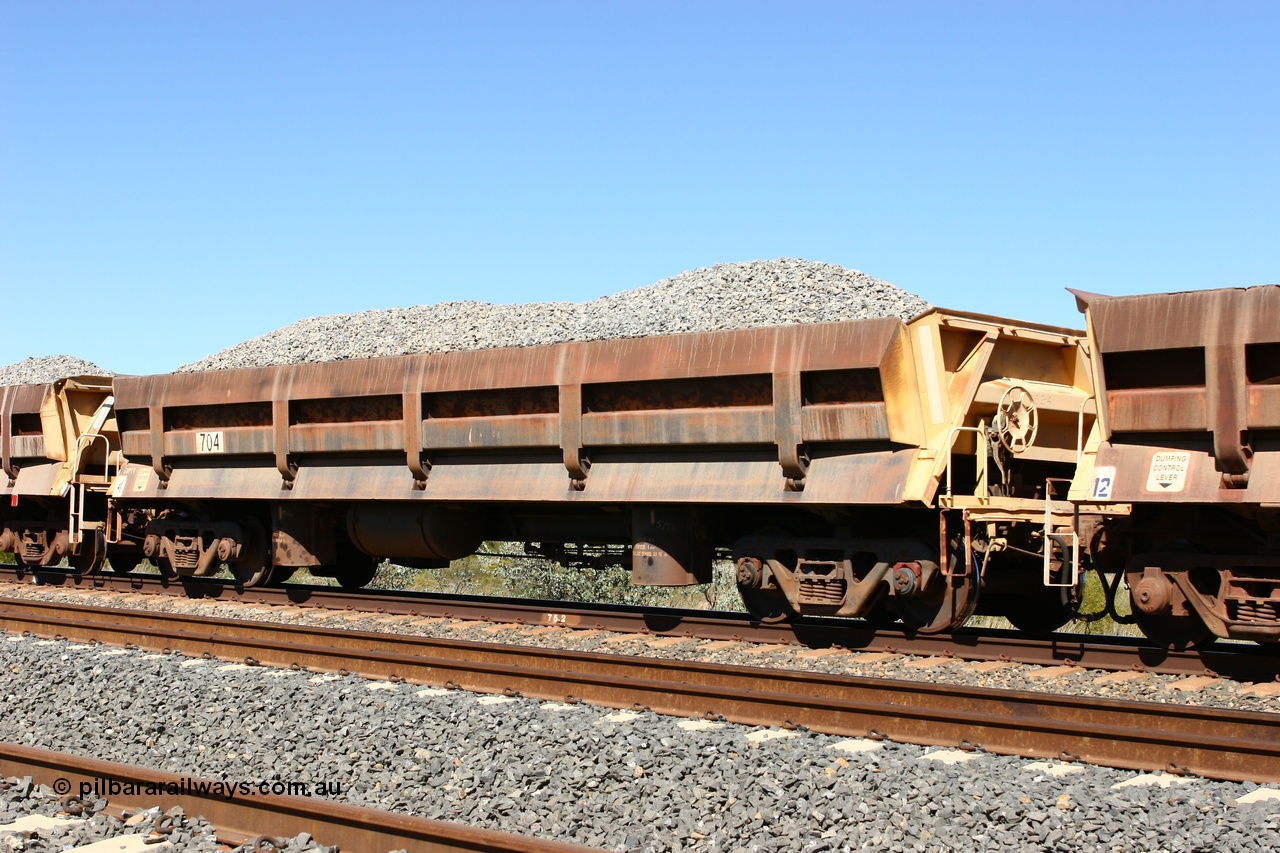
xmin=346 ymin=504 xmax=484 ymax=561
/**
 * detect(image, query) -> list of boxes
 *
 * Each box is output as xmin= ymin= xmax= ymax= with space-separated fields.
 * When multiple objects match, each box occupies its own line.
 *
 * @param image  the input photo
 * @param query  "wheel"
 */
xmin=154 ymin=556 xmax=178 ymax=579
xmin=263 ymin=566 xmax=297 ymax=585
xmin=895 ymin=571 xmax=979 ymax=634
xmin=1126 ymin=555 xmax=1212 ymax=649
xmin=330 ymin=556 xmax=379 ymax=590
xmin=998 ymin=586 xmax=1075 ymax=634
xmin=1131 ymin=609 xmax=1210 ymax=649
xmin=106 ymin=550 xmax=144 ymax=574
xmin=68 ymin=530 xmax=105 ymax=575
xmin=738 ymin=584 xmax=795 ymax=623
xmin=229 ymin=516 xmax=272 ymax=587
xmin=734 ymin=555 xmax=795 ymax=623
xmin=230 ymin=562 xmax=273 ymax=587
xmin=861 ymin=598 xmax=900 ymax=628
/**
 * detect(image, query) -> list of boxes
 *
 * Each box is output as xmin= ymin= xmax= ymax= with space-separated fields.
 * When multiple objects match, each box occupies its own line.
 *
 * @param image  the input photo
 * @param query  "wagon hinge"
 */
xmin=272 ymin=399 xmax=297 ymax=490
xmin=559 ymin=384 xmax=589 ymax=491
xmin=148 ymin=405 xmax=172 ymax=489
xmin=1207 ymin=344 xmax=1252 ymax=489
xmin=779 ymin=443 xmax=809 ymax=492
xmin=774 ymin=372 xmax=808 ymax=491
xmin=564 ymin=448 xmax=590 ymax=491
xmin=409 ymin=455 xmax=432 ymax=490
xmin=402 ymin=391 xmax=431 ymax=490
xmin=0 ymin=388 xmax=13 ymax=486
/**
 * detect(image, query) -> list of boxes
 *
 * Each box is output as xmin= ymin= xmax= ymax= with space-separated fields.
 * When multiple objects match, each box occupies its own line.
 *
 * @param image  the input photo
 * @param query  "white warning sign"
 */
xmin=109 ymin=468 xmax=130 ymax=497
xmin=1145 ymin=451 xmax=1190 ymax=492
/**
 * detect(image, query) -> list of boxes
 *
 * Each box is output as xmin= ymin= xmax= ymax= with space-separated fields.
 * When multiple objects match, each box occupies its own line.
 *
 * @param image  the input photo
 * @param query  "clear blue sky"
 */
xmin=2 ymin=2 xmax=1276 ymax=375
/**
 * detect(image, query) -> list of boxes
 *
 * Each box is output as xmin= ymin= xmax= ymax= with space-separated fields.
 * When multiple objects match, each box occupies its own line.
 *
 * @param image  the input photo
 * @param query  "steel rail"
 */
xmin=0 ymin=742 xmax=593 ymax=853
xmin=2 ymin=597 xmax=1278 ymax=784
xmin=2 ymin=566 xmax=1276 ymax=682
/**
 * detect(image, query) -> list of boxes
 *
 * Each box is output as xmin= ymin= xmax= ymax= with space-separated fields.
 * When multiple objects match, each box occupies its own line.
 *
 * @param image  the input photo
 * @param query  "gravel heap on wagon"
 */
xmin=0 ymin=355 xmax=113 ymax=386
xmin=179 ymin=259 xmax=931 ymax=372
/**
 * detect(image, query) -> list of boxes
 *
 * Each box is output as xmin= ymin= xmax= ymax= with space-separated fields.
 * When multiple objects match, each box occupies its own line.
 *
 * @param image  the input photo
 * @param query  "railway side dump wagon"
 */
xmin=1071 ymin=285 xmax=1280 ymax=644
xmin=0 ymin=377 xmax=119 ymax=571
xmin=101 ymin=309 xmax=1096 ymax=633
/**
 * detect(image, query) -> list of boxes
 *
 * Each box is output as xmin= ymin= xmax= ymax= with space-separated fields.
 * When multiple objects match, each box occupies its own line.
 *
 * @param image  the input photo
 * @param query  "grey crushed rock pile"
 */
xmin=0 ymin=356 xmax=113 ymax=386
xmin=179 ymin=259 xmax=930 ymax=372
xmin=4 ymin=635 xmax=1280 ymax=852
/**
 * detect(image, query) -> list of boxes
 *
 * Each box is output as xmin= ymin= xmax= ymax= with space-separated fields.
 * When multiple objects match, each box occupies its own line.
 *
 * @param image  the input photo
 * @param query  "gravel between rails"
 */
xmin=2 ymin=583 xmax=1278 ymax=715
xmin=2 ymin=633 xmax=1280 ymax=853
xmin=178 ymin=259 xmax=930 ymax=372
xmin=0 ymin=356 xmax=113 ymax=387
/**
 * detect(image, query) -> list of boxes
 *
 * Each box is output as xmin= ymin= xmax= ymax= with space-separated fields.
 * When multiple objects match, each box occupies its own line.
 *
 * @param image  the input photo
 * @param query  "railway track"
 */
xmin=4 ymin=566 xmax=1278 ymax=683
xmin=2 ymin=596 xmax=1277 ymax=784
xmin=0 ymin=741 xmax=592 ymax=852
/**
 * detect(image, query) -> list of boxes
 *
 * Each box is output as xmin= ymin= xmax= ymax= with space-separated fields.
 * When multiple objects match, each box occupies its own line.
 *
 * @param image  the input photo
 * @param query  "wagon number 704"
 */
xmin=197 ymin=431 xmax=225 ymax=454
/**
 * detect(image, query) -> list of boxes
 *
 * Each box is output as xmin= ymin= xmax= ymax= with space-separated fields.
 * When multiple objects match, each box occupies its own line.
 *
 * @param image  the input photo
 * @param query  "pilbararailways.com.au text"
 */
xmin=64 ymin=777 xmax=344 ymax=800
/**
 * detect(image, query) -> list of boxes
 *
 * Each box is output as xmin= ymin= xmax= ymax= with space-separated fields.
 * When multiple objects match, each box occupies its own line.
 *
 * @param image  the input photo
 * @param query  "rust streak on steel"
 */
xmin=4 ymin=568 xmax=1278 ymax=682
xmin=2 ymin=598 xmax=1278 ymax=784
xmin=0 ymin=742 xmax=593 ymax=853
